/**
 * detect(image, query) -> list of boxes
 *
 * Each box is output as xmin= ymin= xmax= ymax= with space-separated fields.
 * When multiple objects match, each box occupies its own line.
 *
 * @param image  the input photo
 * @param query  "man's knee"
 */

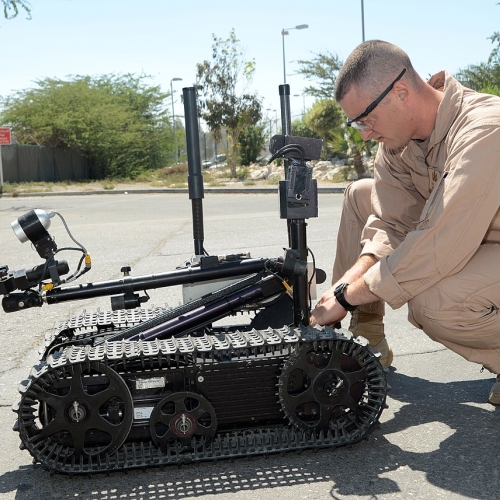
xmin=343 ymin=178 xmax=374 ymax=214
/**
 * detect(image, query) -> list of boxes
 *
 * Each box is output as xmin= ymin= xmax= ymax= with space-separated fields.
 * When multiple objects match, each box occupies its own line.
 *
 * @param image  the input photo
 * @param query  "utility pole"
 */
xmin=361 ymin=0 xmax=365 ymax=42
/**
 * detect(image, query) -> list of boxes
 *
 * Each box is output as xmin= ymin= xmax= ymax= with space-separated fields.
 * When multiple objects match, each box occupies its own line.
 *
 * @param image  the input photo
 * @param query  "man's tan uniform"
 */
xmin=334 ymin=71 xmax=500 ymax=373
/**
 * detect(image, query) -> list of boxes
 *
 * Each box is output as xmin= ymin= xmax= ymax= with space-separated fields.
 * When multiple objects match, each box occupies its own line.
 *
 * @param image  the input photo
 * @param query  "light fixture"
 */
xmin=281 ymin=24 xmax=308 ymax=84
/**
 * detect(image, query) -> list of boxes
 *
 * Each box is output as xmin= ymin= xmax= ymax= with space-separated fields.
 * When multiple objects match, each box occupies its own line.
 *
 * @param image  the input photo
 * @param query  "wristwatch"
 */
xmin=333 ymin=283 xmax=357 ymax=311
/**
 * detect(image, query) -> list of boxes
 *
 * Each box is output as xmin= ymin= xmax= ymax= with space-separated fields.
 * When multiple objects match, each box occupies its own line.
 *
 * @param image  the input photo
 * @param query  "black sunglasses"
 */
xmin=346 ymin=68 xmax=407 ymax=130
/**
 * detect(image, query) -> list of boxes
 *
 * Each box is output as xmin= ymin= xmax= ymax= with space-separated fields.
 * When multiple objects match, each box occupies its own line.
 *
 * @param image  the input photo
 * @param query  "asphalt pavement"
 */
xmin=0 ymin=190 xmax=498 ymax=500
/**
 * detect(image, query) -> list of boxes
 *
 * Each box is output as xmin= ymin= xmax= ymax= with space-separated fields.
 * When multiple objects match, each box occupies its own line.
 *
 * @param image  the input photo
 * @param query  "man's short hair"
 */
xmin=334 ymin=40 xmax=419 ymax=102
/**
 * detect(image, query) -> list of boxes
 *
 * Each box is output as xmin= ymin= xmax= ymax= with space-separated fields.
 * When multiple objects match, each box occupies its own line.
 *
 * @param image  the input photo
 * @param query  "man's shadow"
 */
xmin=329 ymin=369 xmax=500 ymax=499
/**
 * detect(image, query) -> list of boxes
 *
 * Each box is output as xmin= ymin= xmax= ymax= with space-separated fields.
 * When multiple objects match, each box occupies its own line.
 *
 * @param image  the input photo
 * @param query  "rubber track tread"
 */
xmin=15 ymin=317 xmax=387 ymax=475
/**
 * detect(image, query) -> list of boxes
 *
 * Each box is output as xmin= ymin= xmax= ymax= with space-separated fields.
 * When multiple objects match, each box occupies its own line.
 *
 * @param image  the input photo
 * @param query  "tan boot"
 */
xmin=489 ymin=375 xmax=500 ymax=405
xmin=349 ymin=311 xmax=394 ymax=367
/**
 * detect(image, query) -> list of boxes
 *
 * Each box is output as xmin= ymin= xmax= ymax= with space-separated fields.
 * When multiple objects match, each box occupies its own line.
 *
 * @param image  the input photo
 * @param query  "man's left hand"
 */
xmin=310 ymin=287 xmax=348 ymax=327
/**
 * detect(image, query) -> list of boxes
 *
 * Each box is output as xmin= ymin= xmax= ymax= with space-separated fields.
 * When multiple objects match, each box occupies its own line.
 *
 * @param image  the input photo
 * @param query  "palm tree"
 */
xmin=328 ymin=126 xmax=377 ymax=180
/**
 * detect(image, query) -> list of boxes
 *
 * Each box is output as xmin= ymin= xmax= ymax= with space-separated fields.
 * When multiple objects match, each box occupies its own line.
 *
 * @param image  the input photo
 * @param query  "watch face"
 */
xmin=334 ymin=283 xmax=346 ymax=295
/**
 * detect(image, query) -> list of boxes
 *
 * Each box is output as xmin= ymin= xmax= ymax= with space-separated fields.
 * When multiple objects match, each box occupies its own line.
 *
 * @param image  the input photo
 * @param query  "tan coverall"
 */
xmin=333 ymin=71 xmax=500 ymax=373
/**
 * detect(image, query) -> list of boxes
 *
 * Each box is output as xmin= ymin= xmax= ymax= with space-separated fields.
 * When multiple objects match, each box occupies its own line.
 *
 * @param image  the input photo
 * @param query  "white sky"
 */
xmin=1 ymin=0 xmax=499 ymax=124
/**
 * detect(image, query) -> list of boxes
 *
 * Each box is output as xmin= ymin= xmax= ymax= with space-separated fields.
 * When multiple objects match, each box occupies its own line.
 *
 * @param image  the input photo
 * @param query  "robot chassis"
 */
xmin=1 ymin=85 xmax=388 ymax=475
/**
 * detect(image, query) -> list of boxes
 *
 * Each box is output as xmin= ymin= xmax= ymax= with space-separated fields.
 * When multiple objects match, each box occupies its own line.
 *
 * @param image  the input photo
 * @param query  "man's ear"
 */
xmin=395 ymin=82 xmax=409 ymax=103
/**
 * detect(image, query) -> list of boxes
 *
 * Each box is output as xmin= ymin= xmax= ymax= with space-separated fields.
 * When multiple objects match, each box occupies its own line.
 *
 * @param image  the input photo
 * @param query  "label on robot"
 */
xmin=135 ymin=376 xmax=166 ymax=390
xmin=134 ymin=406 xmax=155 ymax=420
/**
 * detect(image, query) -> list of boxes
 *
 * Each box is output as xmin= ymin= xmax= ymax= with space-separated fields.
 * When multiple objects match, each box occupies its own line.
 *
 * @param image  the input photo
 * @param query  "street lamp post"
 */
xmin=361 ymin=0 xmax=365 ymax=42
xmin=170 ymin=77 xmax=182 ymax=164
xmin=266 ymin=108 xmax=276 ymax=140
xmin=281 ymin=24 xmax=308 ymax=84
xmin=293 ymin=93 xmax=306 ymax=118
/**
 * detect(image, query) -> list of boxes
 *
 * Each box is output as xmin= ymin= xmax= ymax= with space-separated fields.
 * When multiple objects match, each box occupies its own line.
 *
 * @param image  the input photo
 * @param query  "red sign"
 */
xmin=0 ymin=127 xmax=11 ymax=145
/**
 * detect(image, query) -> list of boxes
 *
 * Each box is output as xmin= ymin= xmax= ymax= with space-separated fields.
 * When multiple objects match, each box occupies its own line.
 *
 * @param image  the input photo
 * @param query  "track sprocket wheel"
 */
xmin=17 ymin=362 xmax=133 ymax=469
xmin=279 ymin=335 xmax=386 ymax=441
xmin=150 ymin=391 xmax=217 ymax=453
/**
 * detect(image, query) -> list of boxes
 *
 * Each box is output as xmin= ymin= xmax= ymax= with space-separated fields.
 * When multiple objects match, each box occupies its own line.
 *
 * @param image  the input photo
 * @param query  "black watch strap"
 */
xmin=334 ymin=283 xmax=357 ymax=311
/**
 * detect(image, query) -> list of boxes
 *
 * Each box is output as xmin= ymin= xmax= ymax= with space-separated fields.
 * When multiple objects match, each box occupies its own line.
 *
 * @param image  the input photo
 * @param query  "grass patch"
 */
xmin=236 ymin=166 xmax=250 ymax=180
xmin=2 ymin=181 xmax=53 ymax=193
xmin=134 ymin=172 xmax=156 ymax=183
xmin=262 ymin=175 xmax=282 ymax=185
xmin=206 ymin=179 xmax=225 ymax=187
xmin=2 ymin=180 xmax=104 ymax=194
xmin=150 ymin=180 xmax=167 ymax=188
xmin=1 ymin=183 xmax=19 ymax=194
xmin=154 ymin=164 xmax=189 ymax=186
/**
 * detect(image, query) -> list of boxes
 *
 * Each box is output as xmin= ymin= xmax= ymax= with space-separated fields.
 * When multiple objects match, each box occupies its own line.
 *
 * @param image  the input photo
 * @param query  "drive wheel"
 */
xmin=18 ymin=362 xmax=133 ymax=468
xmin=279 ymin=336 xmax=386 ymax=442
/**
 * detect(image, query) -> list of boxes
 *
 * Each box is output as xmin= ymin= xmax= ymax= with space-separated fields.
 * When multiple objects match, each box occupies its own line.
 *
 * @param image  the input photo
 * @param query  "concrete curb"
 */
xmin=0 ymin=186 xmax=347 ymax=198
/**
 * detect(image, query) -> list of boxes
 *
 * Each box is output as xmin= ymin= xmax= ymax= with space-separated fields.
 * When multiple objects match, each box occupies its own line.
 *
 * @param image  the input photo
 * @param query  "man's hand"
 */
xmin=310 ymin=286 xmax=348 ymax=327
xmin=310 ymin=255 xmax=380 ymax=327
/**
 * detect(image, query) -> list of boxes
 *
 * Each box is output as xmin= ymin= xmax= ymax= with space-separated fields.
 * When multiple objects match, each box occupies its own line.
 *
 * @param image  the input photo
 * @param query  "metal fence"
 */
xmin=1 ymin=144 xmax=89 ymax=183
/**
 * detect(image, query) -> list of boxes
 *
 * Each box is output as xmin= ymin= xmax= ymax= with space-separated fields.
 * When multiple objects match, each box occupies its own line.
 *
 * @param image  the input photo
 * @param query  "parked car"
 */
xmin=202 ymin=154 xmax=227 ymax=169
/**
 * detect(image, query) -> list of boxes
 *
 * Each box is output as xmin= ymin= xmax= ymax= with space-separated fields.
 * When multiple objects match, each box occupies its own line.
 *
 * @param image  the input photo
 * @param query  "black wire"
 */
xmin=37 ymin=256 xmax=53 ymax=291
xmin=268 ymin=143 xmax=305 ymax=164
xmin=307 ymin=246 xmax=317 ymax=310
xmin=36 ymin=247 xmax=86 ymax=290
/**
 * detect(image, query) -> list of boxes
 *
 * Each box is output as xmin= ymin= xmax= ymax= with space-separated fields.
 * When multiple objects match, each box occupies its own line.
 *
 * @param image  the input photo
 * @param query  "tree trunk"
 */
xmin=229 ymin=129 xmax=241 ymax=179
xmin=353 ymin=152 xmax=365 ymax=179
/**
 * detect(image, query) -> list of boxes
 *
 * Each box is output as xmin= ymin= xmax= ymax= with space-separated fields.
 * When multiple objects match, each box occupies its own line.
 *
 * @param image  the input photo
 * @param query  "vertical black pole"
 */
xmin=278 ymin=84 xmax=310 ymax=326
xmin=279 ymin=84 xmax=292 ymax=212
xmin=290 ymin=219 xmax=309 ymax=325
xmin=183 ymin=87 xmax=205 ymax=257
xmin=279 ymin=84 xmax=292 ymax=137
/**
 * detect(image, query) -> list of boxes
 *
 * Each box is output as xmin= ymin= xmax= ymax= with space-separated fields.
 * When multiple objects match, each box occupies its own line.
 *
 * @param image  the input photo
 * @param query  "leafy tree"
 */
xmin=328 ymin=126 xmax=377 ymax=179
xmin=0 ymin=74 xmax=175 ymax=178
xmin=481 ymin=83 xmax=500 ymax=96
xmin=238 ymin=124 xmax=266 ymax=165
xmin=488 ymin=31 xmax=500 ymax=64
xmin=2 ymin=0 xmax=30 ymax=19
xmin=455 ymin=61 xmax=500 ymax=93
xmin=295 ymin=52 xmax=345 ymax=157
xmin=296 ymin=51 xmax=343 ymax=100
xmin=455 ymin=19 xmax=500 ymax=94
xmin=196 ymin=29 xmax=262 ymax=177
xmin=304 ymin=99 xmax=343 ymax=158
xmin=291 ymin=117 xmax=319 ymax=139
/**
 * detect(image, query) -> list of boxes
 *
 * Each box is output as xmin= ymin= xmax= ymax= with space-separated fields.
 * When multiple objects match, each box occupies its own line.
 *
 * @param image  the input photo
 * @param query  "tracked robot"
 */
xmin=1 ymin=85 xmax=388 ymax=474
